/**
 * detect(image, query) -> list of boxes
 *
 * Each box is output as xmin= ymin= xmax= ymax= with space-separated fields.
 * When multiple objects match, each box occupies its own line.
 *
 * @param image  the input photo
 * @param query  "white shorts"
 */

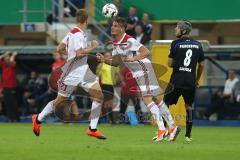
xmin=57 ymin=59 xmax=98 ymax=97
xmin=125 ymin=58 xmax=163 ymax=97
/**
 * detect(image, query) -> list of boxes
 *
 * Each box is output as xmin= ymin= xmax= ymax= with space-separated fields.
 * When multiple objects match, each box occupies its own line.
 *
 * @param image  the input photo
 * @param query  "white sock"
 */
xmin=38 ymin=100 xmax=54 ymax=122
xmin=147 ymin=102 xmax=165 ymax=130
xmin=158 ymin=101 xmax=175 ymax=129
xmin=89 ymin=101 xmax=102 ymax=129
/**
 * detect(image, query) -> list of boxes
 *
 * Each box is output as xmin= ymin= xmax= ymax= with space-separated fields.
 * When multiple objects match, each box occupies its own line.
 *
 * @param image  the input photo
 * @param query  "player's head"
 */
xmin=111 ymin=17 xmax=127 ymax=36
xmin=175 ymin=20 xmax=192 ymax=38
xmin=76 ymin=9 xmax=88 ymax=25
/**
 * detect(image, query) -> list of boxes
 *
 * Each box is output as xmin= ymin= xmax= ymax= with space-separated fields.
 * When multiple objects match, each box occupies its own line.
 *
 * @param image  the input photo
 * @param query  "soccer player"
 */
xmin=32 ymin=9 xmax=106 ymax=140
xmin=160 ymin=20 xmax=205 ymax=142
xmin=96 ymin=17 xmax=180 ymax=142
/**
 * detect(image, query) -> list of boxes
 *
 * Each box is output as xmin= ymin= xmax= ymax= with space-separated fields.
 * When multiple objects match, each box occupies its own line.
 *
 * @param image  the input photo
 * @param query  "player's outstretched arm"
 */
xmin=125 ymin=46 xmax=150 ymax=62
xmin=76 ymin=40 xmax=99 ymax=58
xmin=96 ymin=53 xmax=121 ymax=67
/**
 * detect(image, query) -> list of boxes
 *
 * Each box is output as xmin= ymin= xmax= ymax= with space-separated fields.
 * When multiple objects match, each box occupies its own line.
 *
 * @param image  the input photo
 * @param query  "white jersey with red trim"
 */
xmin=113 ymin=34 xmax=141 ymax=57
xmin=112 ymin=33 xmax=150 ymax=64
xmin=56 ymin=27 xmax=98 ymax=97
xmin=61 ymin=26 xmax=88 ymax=64
xmin=112 ymin=33 xmax=163 ymax=96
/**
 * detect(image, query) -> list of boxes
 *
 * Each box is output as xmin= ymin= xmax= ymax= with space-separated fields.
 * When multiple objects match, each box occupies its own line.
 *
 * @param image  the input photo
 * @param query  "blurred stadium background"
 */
xmin=0 ymin=0 xmax=240 ymax=126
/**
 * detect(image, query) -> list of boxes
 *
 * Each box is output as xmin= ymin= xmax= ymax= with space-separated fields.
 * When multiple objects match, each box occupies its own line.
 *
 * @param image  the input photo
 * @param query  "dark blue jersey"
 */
xmin=169 ymin=37 xmax=204 ymax=89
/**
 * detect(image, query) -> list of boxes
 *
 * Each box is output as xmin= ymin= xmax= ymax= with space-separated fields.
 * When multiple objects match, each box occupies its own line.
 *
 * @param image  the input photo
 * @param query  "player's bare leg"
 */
xmin=32 ymin=94 xmax=68 ymax=136
xmin=86 ymin=82 xmax=107 ymax=140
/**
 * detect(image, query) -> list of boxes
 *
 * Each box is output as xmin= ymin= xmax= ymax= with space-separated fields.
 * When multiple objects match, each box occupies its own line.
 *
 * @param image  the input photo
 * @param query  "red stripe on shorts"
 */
xmin=137 ymin=60 xmax=151 ymax=94
xmin=58 ymin=58 xmax=77 ymax=85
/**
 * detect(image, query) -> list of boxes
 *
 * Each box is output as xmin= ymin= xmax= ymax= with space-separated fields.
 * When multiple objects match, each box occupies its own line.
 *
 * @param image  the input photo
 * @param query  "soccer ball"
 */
xmin=102 ymin=3 xmax=118 ymax=18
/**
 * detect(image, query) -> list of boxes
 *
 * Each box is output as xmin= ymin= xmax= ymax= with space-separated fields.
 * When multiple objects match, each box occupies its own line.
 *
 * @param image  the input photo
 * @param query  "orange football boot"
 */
xmin=32 ymin=114 xmax=41 ymax=136
xmin=86 ymin=129 xmax=107 ymax=140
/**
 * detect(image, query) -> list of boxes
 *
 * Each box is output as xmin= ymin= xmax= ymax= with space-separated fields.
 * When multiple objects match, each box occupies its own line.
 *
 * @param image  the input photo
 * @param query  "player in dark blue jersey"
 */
xmin=160 ymin=20 xmax=204 ymax=142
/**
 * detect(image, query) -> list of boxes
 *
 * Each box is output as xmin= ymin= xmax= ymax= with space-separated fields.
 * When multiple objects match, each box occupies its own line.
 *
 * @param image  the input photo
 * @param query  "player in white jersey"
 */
xmin=97 ymin=17 xmax=180 ymax=141
xmin=32 ymin=9 xmax=106 ymax=140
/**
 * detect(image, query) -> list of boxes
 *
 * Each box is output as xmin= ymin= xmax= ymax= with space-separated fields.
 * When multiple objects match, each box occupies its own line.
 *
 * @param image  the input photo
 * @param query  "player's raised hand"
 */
xmin=91 ymin=40 xmax=99 ymax=49
xmin=96 ymin=53 xmax=104 ymax=62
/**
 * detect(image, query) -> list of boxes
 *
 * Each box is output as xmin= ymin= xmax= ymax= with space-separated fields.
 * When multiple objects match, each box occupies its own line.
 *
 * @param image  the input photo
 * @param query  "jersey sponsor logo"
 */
xmin=179 ymin=44 xmax=199 ymax=49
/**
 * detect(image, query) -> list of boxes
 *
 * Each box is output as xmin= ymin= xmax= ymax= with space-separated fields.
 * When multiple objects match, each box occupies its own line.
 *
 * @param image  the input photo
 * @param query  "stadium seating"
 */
xmin=194 ymin=86 xmax=223 ymax=119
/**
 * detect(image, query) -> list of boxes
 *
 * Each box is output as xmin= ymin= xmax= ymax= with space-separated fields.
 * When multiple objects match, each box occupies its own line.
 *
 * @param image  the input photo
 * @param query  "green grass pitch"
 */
xmin=0 ymin=123 xmax=240 ymax=160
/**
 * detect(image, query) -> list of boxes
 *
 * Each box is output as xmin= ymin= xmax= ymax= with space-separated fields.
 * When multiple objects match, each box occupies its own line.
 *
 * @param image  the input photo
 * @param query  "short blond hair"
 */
xmin=76 ymin=9 xmax=88 ymax=23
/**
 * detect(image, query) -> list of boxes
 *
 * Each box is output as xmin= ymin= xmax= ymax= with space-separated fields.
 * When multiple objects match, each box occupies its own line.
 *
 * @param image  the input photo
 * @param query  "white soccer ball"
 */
xmin=102 ymin=3 xmax=118 ymax=18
